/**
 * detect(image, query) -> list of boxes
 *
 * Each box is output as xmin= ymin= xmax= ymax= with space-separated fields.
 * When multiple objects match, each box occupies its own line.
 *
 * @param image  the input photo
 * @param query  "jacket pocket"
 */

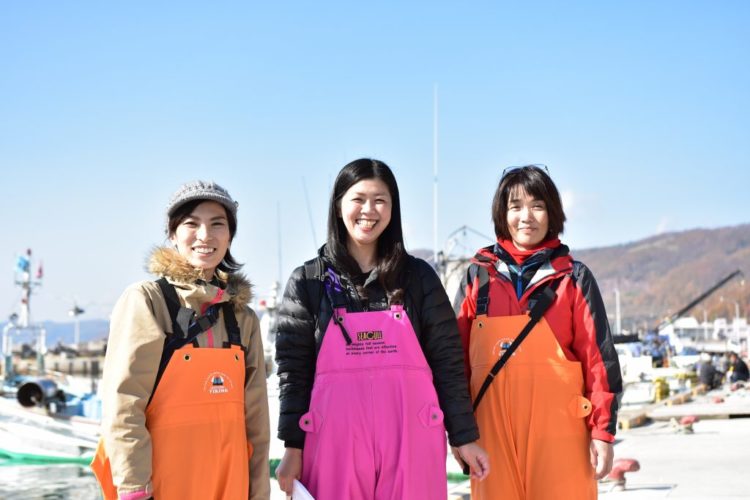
xmin=418 ymin=404 xmax=445 ymax=428
xmin=299 ymin=410 xmax=322 ymax=433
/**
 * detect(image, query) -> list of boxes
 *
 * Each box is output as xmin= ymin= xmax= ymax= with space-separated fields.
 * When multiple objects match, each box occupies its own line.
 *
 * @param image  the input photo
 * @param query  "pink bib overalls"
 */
xmin=299 ymin=271 xmax=448 ymax=499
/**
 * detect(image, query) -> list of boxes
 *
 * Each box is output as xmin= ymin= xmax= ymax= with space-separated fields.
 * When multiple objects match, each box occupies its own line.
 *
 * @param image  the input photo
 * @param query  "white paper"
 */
xmin=292 ymin=479 xmax=314 ymax=500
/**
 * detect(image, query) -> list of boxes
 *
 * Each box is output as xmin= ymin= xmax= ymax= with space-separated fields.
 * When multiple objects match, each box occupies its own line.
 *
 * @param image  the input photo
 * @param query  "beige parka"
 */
xmin=100 ymin=247 xmax=271 ymax=499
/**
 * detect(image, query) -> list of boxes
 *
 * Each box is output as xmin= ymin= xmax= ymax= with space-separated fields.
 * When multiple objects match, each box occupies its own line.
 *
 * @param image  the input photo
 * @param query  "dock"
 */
xmin=616 ymin=382 xmax=750 ymax=429
xmin=447 ymin=383 xmax=750 ymax=500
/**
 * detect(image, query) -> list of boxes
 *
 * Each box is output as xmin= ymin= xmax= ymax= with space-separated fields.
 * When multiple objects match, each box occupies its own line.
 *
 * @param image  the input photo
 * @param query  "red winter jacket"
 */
xmin=455 ymin=243 xmax=622 ymax=442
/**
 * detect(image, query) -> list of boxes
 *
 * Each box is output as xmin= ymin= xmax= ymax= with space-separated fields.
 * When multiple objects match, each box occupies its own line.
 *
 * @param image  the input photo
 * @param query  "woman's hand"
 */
xmin=452 ymin=442 xmax=490 ymax=480
xmin=590 ymin=439 xmax=614 ymax=479
xmin=275 ymin=448 xmax=302 ymax=494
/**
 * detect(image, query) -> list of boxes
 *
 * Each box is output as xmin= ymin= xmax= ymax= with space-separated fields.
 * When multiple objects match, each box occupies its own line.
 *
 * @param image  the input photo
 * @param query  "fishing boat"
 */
xmin=1 ymin=249 xmax=100 ymax=464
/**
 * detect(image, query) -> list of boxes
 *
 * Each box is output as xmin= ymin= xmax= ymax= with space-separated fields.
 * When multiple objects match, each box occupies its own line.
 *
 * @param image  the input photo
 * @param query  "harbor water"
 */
xmin=0 ymin=402 xmax=101 ymax=499
xmin=0 ymin=461 xmax=100 ymax=500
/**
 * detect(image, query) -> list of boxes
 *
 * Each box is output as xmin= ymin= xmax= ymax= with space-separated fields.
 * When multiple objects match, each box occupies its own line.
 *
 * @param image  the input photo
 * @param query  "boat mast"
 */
xmin=69 ymin=302 xmax=85 ymax=347
xmin=3 ymin=249 xmax=46 ymax=381
xmin=615 ymin=288 xmax=622 ymax=336
xmin=1 ymin=323 xmax=11 ymax=381
xmin=432 ymin=84 xmax=439 ymax=267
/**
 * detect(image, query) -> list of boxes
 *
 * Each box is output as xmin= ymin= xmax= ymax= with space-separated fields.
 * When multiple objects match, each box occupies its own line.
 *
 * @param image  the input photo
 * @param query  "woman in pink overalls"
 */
xmin=274 ymin=159 xmax=489 ymax=499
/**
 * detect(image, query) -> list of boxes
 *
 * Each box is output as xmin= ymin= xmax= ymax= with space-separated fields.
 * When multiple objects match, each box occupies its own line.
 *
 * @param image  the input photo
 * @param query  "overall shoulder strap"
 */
xmin=303 ymin=257 xmax=353 ymax=345
xmin=221 ymin=303 xmax=242 ymax=347
xmin=322 ymin=267 xmax=350 ymax=310
xmin=303 ymin=257 xmax=326 ymax=312
xmin=474 ymin=265 xmax=491 ymax=316
xmin=149 ymin=279 xmax=225 ymax=405
xmin=304 ymin=257 xmax=346 ymax=346
xmin=471 ymin=276 xmax=562 ymax=413
xmin=303 ymin=256 xmax=325 ymax=326
xmin=220 ymin=303 xmax=249 ymax=384
xmin=156 ymin=277 xmax=189 ymax=337
xmin=321 ymin=267 xmax=353 ymax=344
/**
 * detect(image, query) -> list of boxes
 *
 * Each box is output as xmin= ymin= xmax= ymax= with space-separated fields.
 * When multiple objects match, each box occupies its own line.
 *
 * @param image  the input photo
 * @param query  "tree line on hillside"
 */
xmin=575 ymin=224 xmax=750 ymax=331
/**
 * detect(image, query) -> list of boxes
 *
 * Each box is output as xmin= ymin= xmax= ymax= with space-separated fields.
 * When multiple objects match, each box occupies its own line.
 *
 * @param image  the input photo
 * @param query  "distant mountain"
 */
xmin=0 ymin=319 xmax=110 ymax=346
xmin=575 ymin=224 xmax=749 ymax=330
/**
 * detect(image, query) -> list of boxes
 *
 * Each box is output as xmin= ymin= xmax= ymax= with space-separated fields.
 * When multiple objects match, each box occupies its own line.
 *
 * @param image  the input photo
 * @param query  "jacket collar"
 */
xmin=147 ymin=247 xmax=252 ymax=310
xmin=472 ymin=242 xmax=574 ymax=276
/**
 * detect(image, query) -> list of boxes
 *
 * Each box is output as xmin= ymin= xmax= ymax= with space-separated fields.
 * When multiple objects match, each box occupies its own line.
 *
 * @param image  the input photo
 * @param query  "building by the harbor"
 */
xmin=661 ymin=316 xmax=749 ymax=355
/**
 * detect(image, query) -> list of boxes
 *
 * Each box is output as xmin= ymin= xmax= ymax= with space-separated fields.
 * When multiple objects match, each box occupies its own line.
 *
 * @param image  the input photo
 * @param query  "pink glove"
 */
xmin=119 ymin=490 xmax=151 ymax=500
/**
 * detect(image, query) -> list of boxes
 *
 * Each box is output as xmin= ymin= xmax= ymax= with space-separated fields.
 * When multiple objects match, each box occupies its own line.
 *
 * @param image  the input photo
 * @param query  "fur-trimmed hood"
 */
xmin=147 ymin=247 xmax=253 ymax=309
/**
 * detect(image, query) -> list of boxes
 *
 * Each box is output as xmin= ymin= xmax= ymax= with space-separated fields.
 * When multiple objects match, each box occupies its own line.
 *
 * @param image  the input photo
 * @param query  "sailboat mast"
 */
xmin=277 ymin=202 xmax=283 ymax=285
xmin=302 ymin=177 xmax=318 ymax=254
xmin=432 ymin=84 xmax=439 ymax=265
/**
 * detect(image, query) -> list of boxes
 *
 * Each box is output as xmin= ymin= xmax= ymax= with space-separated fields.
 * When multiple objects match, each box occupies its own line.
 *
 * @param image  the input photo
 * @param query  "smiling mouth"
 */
xmin=356 ymin=219 xmax=377 ymax=229
xmin=192 ymin=246 xmax=216 ymax=255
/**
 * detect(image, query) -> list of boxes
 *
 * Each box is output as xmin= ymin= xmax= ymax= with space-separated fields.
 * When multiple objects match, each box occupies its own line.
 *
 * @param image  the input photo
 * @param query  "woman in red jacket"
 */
xmin=455 ymin=165 xmax=622 ymax=500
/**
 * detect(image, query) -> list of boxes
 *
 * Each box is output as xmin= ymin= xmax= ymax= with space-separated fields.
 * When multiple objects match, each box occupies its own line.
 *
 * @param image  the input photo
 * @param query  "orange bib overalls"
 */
xmin=92 ymin=288 xmax=251 ymax=500
xmin=469 ymin=282 xmax=596 ymax=500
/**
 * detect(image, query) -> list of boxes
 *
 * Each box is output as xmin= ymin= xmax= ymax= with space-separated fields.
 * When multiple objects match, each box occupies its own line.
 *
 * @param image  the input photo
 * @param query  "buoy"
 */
xmin=670 ymin=415 xmax=698 ymax=434
xmin=680 ymin=415 xmax=698 ymax=426
xmin=604 ymin=458 xmax=640 ymax=490
xmin=678 ymin=415 xmax=699 ymax=433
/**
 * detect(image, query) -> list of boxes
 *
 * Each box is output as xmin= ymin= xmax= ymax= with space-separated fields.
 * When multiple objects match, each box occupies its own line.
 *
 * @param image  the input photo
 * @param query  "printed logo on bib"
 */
xmin=346 ymin=331 xmax=399 ymax=356
xmin=203 ymin=371 xmax=234 ymax=395
xmin=492 ymin=338 xmax=519 ymax=358
xmin=357 ymin=330 xmax=383 ymax=341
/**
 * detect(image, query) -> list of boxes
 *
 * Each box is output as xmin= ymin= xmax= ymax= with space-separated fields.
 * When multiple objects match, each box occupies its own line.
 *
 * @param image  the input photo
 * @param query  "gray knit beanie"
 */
xmin=166 ymin=180 xmax=238 ymax=222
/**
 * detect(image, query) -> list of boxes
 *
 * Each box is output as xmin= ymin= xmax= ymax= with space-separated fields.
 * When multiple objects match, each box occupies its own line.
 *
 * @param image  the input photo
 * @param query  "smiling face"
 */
xmin=339 ymin=178 xmax=392 ymax=256
xmin=169 ymin=201 xmax=231 ymax=279
xmin=506 ymin=185 xmax=549 ymax=251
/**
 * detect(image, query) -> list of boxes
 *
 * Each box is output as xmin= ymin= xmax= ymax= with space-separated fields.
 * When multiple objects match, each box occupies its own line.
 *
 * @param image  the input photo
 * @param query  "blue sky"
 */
xmin=1 ymin=1 xmax=748 ymax=322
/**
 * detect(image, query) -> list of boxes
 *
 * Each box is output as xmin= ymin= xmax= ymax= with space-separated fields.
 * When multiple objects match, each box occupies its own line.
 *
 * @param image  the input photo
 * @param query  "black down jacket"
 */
xmin=275 ymin=252 xmax=479 ymax=449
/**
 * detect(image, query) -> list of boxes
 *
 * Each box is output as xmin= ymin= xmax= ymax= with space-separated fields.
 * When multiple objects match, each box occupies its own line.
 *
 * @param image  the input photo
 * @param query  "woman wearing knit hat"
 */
xmin=91 ymin=181 xmax=271 ymax=500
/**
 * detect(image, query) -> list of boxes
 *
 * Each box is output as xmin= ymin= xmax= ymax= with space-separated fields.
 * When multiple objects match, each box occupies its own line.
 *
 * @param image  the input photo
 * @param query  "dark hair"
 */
xmin=491 ymin=165 xmax=566 ymax=240
xmin=326 ymin=158 xmax=407 ymax=303
xmin=167 ymin=199 xmax=243 ymax=274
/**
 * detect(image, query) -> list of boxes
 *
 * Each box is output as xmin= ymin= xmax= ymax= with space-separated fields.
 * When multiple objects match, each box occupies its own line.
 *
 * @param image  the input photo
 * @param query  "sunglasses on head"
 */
xmin=501 ymin=164 xmax=550 ymax=179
